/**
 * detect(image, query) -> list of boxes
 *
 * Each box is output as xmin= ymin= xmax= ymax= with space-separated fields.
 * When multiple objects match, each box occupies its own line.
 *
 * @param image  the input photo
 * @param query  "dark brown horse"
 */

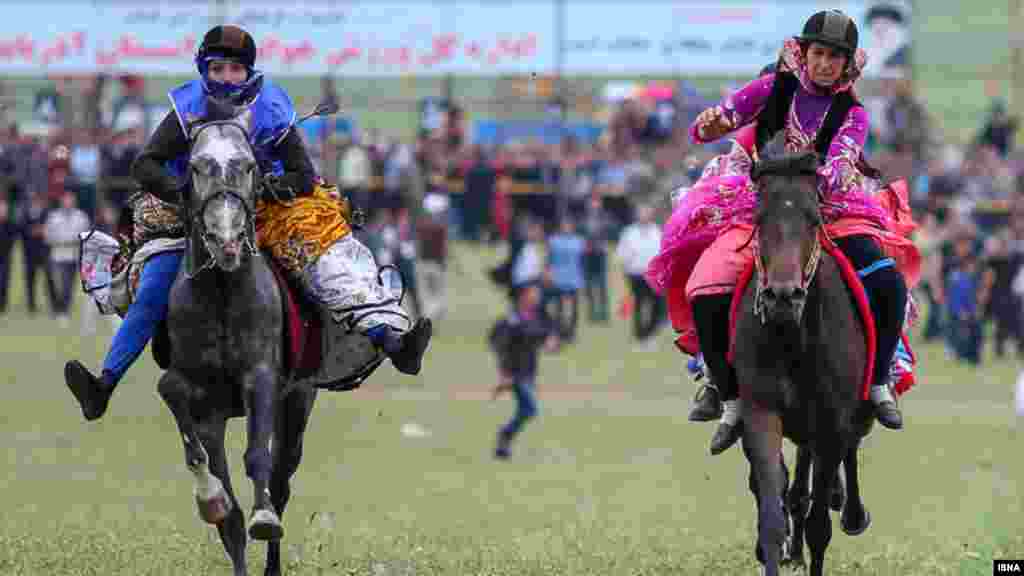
xmin=733 ymin=133 xmax=874 ymax=576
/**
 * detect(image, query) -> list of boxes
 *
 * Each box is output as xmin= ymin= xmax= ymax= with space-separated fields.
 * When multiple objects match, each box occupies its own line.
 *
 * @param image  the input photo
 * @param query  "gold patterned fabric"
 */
xmin=130 ymin=191 xmax=185 ymax=248
xmin=255 ymin=181 xmax=354 ymax=277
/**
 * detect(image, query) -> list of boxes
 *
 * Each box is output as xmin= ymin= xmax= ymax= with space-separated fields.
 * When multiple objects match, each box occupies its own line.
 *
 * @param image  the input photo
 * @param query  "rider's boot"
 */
xmin=836 ymin=237 xmax=906 ymax=430
xmin=64 ymin=361 xmax=118 ymax=421
xmin=367 ymin=319 xmax=433 ymax=376
xmin=691 ymin=293 xmax=743 ymax=455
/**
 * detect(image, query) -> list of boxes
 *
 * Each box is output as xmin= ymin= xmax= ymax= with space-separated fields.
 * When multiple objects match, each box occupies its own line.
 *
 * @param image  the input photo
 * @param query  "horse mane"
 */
xmin=753 ymin=132 xmax=819 ymax=182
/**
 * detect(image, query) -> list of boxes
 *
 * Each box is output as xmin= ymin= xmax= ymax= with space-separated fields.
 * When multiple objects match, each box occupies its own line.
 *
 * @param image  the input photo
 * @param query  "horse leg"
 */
xmin=242 ymin=363 xmax=283 ymax=542
xmin=806 ymin=447 xmax=841 ymax=576
xmin=198 ymin=415 xmax=249 ymax=576
xmin=158 ymin=371 xmax=247 ymax=576
xmin=830 ymin=468 xmax=846 ymax=512
xmin=158 ymin=371 xmax=233 ymax=524
xmin=785 ymin=445 xmax=811 ymax=569
xmin=742 ymin=407 xmax=787 ymax=576
xmin=265 ymin=388 xmax=317 ymax=576
xmin=840 ymin=440 xmax=872 ymax=536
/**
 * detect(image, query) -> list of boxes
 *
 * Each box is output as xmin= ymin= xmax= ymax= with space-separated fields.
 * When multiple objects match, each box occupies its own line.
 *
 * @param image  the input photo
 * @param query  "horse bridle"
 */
xmin=183 ymin=120 xmax=262 ymax=278
xmin=749 ymin=160 xmax=825 ymax=324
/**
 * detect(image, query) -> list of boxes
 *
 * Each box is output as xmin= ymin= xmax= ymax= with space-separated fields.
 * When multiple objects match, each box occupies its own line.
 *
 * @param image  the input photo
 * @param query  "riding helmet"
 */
xmin=197 ymin=25 xmax=256 ymax=69
xmin=797 ymin=10 xmax=859 ymax=56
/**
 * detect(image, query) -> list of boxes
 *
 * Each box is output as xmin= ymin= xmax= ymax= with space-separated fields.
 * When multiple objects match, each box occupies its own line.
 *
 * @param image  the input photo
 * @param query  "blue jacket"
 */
xmin=165 ymin=78 xmax=296 ymax=181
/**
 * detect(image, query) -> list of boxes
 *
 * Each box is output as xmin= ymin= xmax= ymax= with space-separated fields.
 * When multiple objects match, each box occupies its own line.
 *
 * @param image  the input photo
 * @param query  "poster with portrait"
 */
xmin=861 ymin=1 xmax=911 ymax=78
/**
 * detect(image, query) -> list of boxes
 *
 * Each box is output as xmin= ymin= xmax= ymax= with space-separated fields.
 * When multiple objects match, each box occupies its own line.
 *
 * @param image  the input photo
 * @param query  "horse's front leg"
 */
xmin=742 ymin=406 xmax=787 ymax=576
xmin=242 ymin=362 xmax=283 ymax=542
xmin=158 ymin=370 xmax=234 ymax=526
xmin=806 ymin=445 xmax=842 ymax=576
xmin=785 ymin=445 xmax=812 ymax=569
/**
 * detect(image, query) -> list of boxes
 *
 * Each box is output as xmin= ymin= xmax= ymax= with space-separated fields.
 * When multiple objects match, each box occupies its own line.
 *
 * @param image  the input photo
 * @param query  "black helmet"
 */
xmin=798 ymin=10 xmax=858 ymax=56
xmin=197 ymin=25 xmax=256 ymax=69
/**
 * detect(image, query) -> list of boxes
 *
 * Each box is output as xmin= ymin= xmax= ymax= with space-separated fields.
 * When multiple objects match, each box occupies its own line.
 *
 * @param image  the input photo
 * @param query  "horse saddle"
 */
xmin=151 ymin=252 xmax=386 ymax=392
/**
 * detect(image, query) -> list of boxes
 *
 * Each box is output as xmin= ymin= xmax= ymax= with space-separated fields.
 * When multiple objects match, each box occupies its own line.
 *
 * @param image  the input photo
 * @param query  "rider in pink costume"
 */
xmin=646 ymin=10 xmax=921 ymax=455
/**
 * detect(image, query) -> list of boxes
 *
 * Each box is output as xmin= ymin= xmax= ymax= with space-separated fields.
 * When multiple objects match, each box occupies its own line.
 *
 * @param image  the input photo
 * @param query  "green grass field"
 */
xmin=0 ymin=243 xmax=1022 ymax=575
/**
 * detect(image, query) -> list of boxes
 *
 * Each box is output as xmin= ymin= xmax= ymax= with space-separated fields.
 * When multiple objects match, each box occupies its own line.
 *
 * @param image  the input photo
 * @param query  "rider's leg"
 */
xmin=833 ymin=235 xmax=906 ymax=430
xmin=300 ymin=235 xmax=432 ymax=375
xmin=65 ymin=250 xmax=183 ymax=421
xmin=692 ymin=293 xmax=744 ymax=454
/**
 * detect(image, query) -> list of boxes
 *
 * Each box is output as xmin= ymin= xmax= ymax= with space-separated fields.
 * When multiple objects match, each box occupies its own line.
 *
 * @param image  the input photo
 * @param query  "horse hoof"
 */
xmin=195 ymin=490 xmax=232 ymax=525
xmin=248 ymin=508 xmax=284 ymax=541
xmin=840 ymin=507 xmax=871 ymax=536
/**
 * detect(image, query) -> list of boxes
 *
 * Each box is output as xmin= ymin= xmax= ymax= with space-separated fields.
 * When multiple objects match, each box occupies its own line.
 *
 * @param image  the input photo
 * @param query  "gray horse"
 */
xmin=158 ymin=100 xmax=315 ymax=576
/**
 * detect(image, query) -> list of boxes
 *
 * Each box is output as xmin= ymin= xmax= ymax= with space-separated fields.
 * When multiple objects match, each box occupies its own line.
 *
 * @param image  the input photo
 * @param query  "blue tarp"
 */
xmin=472 ymin=120 xmax=605 ymax=147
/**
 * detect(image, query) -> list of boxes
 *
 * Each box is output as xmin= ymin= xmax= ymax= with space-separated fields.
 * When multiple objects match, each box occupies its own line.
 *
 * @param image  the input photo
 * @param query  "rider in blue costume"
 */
xmin=65 ymin=25 xmax=431 ymax=421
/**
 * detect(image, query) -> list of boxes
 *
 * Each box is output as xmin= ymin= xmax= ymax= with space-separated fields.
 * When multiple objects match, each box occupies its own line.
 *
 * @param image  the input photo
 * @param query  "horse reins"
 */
xmin=184 ymin=120 xmax=263 ymax=278
xmin=751 ymin=228 xmax=823 ymax=325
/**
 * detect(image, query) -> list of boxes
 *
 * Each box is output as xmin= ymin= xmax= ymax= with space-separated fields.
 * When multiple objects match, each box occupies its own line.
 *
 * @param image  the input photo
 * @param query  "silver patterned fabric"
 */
xmin=300 ymin=234 xmax=410 ymax=333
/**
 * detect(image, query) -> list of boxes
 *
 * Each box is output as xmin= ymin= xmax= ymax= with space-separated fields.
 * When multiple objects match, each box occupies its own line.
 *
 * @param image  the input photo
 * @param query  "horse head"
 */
xmin=751 ymin=132 xmax=823 ymax=326
xmin=186 ymin=98 xmax=259 ymax=273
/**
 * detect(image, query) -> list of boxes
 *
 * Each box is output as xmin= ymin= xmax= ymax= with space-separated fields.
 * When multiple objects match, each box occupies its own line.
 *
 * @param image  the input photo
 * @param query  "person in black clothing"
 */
xmin=20 ymin=193 xmax=56 ymax=315
xmin=489 ymin=282 xmax=558 ymax=460
xmin=0 ymin=199 xmax=14 ymax=313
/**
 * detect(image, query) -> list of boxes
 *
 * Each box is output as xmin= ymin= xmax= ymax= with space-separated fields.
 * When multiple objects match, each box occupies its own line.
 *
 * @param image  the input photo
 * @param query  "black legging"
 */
xmin=832 ymin=235 xmax=908 ymax=388
xmin=692 ymin=293 xmax=738 ymax=400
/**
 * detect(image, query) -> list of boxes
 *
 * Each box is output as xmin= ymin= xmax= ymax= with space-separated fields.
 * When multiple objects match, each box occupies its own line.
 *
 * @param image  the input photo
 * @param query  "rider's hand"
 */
xmin=262 ymin=174 xmax=297 ymax=202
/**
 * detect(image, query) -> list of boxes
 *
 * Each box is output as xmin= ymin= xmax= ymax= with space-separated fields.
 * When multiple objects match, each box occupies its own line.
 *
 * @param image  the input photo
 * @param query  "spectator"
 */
xmin=981 ymin=233 xmax=1023 ymax=358
xmin=20 ymin=193 xmax=56 ymax=315
xmin=462 ymin=144 xmax=496 ymax=243
xmin=489 ymin=282 xmax=558 ymax=460
xmin=616 ymin=203 xmax=664 ymax=349
xmin=544 ymin=216 xmax=586 ymax=343
xmin=0 ymin=199 xmax=14 ymax=314
xmin=44 ymin=191 xmax=90 ymax=327
xmin=945 ymin=233 xmax=983 ymax=364
xmin=580 ymin=194 xmax=613 ymax=324
xmin=975 ymin=99 xmax=1019 ymax=159
xmin=416 ymin=193 xmax=449 ymax=324
xmin=509 ymin=219 xmax=546 ymax=304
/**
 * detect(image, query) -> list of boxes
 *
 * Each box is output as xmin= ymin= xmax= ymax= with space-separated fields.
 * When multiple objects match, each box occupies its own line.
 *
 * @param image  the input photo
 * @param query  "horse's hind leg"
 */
xmin=265 ymin=387 xmax=317 ymax=576
xmin=198 ymin=415 xmax=249 ymax=576
xmin=806 ymin=448 xmax=841 ymax=576
xmin=785 ymin=445 xmax=811 ymax=569
xmin=840 ymin=440 xmax=871 ymax=536
xmin=742 ymin=408 xmax=787 ymax=576
xmin=242 ymin=363 xmax=283 ymax=542
xmin=159 ymin=371 xmax=247 ymax=575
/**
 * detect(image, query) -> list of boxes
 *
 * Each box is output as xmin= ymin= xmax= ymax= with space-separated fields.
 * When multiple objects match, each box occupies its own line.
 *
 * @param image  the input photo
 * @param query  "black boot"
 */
xmin=689 ymin=294 xmax=737 ymax=431
xmin=835 ymin=236 xmax=906 ymax=430
xmin=390 ymin=318 xmax=433 ymax=375
xmin=64 ymin=361 xmax=116 ymax=421
xmin=710 ymin=418 xmax=743 ymax=456
xmin=688 ymin=382 xmax=722 ymax=422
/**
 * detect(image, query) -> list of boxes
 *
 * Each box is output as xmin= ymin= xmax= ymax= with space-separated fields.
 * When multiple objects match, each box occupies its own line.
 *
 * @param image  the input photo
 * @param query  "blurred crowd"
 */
xmin=1 ymin=71 xmax=1023 ymax=367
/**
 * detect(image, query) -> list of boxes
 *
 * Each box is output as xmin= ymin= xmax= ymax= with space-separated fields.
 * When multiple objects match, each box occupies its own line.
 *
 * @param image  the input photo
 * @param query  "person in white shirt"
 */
xmin=616 ymin=204 xmax=664 ymax=348
xmin=44 ymin=191 xmax=91 ymax=326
